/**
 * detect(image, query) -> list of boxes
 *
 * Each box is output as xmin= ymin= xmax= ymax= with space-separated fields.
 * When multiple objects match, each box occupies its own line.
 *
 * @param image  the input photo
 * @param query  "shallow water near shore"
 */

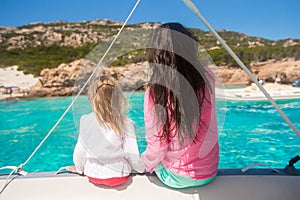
xmin=1 ymin=93 xmax=300 ymax=173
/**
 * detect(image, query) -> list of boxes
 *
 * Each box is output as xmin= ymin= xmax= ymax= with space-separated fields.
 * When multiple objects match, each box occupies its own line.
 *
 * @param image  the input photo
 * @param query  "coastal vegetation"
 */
xmin=0 ymin=20 xmax=299 ymax=75
xmin=0 ymin=43 xmax=97 ymax=75
xmin=209 ymin=45 xmax=300 ymax=67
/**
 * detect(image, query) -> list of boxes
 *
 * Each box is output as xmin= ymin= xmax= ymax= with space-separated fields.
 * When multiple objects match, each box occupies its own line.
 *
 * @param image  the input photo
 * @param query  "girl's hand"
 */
xmin=66 ymin=166 xmax=77 ymax=173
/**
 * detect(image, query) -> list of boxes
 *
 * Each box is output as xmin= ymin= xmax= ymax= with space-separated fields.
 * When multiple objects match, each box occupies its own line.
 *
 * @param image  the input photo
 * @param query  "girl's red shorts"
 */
xmin=88 ymin=175 xmax=130 ymax=187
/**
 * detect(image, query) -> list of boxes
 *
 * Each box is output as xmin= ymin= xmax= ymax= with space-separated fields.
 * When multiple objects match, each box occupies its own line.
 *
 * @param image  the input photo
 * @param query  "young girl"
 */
xmin=141 ymin=23 xmax=219 ymax=188
xmin=68 ymin=76 xmax=144 ymax=187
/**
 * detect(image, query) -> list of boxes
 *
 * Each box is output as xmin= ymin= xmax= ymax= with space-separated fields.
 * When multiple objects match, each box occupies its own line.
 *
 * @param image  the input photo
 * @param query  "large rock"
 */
xmin=28 ymin=59 xmax=96 ymax=97
xmin=216 ymin=66 xmax=251 ymax=86
xmin=104 ymin=62 xmax=149 ymax=91
xmin=216 ymin=58 xmax=300 ymax=85
xmin=28 ymin=60 xmax=149 ymax=97
xmin=252 ymin=58 xmax=300 ymax=84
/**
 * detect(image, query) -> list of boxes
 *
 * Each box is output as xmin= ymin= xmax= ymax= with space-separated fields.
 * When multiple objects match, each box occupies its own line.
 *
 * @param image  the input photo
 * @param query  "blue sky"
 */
xmin=0 ymin=0 xmax=299 ymax=40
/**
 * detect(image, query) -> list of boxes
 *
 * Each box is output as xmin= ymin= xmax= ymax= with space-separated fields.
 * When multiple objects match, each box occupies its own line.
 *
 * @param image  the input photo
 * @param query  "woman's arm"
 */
xmin=141 ymin=88 xmax=167 ymax=173
xmin=198 ymin=76 xmax=219 ymax=159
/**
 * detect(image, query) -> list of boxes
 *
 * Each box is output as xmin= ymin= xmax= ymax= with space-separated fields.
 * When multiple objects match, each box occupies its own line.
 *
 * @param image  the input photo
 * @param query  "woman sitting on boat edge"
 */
xmin=141 ymin=22 xmax=219 ymax=189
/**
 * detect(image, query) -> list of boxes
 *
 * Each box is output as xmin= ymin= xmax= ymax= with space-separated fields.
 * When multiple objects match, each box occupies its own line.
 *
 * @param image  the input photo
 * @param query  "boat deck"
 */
xmin=1 ymin=169 xmax=299 ymax=200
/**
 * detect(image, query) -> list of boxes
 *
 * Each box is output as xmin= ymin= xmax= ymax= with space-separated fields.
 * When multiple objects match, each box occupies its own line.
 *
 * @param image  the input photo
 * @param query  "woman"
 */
xmin=141 ymin=22 xmax=219 ymax=188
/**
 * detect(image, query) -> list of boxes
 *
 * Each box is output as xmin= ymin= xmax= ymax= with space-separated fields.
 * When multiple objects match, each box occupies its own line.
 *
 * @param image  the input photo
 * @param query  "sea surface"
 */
xmin=1 ymin=93 xmax=300 ymax=173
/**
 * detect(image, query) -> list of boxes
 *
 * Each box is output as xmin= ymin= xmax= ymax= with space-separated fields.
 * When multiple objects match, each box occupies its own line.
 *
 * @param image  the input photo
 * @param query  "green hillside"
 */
xmin=0 ymin=20 xmax=299 ymax=75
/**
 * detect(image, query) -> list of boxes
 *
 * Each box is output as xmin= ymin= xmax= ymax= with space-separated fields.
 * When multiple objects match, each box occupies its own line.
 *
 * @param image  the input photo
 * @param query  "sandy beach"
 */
xmin=217 ymin=83 xmax=300 ymax=101
xmin=0 ymin=66 xmax=39 ymax=100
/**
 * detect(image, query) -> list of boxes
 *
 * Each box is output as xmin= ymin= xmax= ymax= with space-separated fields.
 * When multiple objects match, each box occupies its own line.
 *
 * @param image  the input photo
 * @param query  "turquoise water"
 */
xmin=1 ymin=94 xmax=300 ymax=173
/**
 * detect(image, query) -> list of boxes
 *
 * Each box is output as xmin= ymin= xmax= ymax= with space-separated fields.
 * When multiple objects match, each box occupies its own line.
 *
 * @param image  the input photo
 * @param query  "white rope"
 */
xmin=0 ymin=166 xmax=27 ymax=176
xmin=0 ymin=169 xmax=16 ymax=195
xmin=183 ymin=0 xmax=300 ymax=138
xmin=242 ymin=162 xmax=279 ymax=173
xmin=0 ymin=166 xmax=27 ymax=195
xmin=55 ymin=167 xmax=67 ymax=175
xmin=21 ymin=0 xmax=141 ymax=168
xmin=0 ymin=0 xmax=141 ymax=195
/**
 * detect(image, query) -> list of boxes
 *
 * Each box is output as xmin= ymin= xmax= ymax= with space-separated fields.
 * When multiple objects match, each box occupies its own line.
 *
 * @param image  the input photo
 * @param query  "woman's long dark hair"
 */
xmin=147 ymin=22 xmax=209 ymax=144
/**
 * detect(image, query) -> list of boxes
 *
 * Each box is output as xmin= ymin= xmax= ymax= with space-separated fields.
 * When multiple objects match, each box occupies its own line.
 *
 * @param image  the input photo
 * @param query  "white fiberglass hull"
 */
xmin=1 ymin=169 xmax=299 ymax=200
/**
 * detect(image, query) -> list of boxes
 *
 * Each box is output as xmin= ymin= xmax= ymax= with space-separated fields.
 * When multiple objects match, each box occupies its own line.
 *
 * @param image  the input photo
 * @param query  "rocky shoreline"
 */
xmin=1 ymin=58 xmax=299 ymax=100
xmin=26 ymin=59 xmax=150 ymax=98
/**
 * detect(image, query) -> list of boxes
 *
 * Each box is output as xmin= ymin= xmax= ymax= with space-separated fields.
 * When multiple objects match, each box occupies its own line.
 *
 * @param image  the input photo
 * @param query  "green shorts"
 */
xmin=154 ymin=163 xmax=217 ymax=189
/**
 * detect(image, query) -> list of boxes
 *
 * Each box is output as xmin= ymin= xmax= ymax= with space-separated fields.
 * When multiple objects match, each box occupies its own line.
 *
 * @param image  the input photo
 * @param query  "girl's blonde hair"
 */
xmin=88 ymin=76 xmax=127 ymax=135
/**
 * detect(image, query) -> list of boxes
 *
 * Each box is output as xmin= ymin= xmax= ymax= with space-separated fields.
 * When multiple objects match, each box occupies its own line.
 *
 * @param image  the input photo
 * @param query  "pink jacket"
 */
xmin=141 ymin=81 xmax=219 ymax=180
